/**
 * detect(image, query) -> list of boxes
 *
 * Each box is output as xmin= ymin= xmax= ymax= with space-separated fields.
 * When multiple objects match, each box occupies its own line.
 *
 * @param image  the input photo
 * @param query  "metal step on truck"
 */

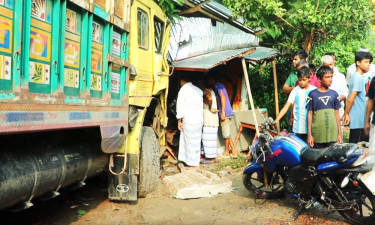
xmin=0 ymin=0 xmax=170 ymax=211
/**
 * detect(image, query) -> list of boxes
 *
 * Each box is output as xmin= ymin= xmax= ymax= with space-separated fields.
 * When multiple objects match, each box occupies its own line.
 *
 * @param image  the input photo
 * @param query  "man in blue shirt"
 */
xmin=343 ymin=51 xmax=373 ymax=143
xmin=207 ymin=75 xmax=235 ymax=158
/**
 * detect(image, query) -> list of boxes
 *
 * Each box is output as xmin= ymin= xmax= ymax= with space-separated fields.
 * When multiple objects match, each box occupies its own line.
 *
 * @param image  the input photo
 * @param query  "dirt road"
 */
xmin=0 ymin=165 xmax=350 ymax=225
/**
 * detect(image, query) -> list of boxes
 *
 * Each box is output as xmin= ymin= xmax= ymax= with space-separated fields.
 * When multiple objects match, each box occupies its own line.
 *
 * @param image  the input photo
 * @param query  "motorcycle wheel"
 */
xmin=243 ymin=171 xmax=284 ymax=198
xmin=338 ymin=182 xmax=375 ymax=225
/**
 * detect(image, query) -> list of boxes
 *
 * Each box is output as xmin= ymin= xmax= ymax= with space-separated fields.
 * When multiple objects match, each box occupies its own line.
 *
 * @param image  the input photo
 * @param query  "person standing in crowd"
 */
xmin=321 ymin=54 xmax=348 ymax=118
xmin=307 ymin=66 xmax=342 ymax=148
xmin=207 ymin=75 xmax=236 ymax=158
xmin=274 ymin=67 xmax=316 ymax=142
xmin=201 ymin=86 xmax=219 ymax=163
xmin=283 ymin=49 xmax=309 ymax=94
xmin=365 ymin=77 xmax=375 ymax=163
xmin=295 ymin=60 xmax=320 ymax=88
xmin=342 ymin=51 xmax=372 ymax=143
xmin=325 ymin=52 xmax=341 ymax=75
xmin=176 ymin=73 xmax=203 ymax=169
xmin=346 ymin=48 xmax=375 ymax=90
xmin=282 ymin=50 xmax=309 ymax=132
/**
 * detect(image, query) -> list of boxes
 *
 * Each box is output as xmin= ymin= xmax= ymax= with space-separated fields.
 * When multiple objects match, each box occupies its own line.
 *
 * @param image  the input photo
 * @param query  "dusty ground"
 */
xmin=0 ymin=162 xmax=350 ymax=225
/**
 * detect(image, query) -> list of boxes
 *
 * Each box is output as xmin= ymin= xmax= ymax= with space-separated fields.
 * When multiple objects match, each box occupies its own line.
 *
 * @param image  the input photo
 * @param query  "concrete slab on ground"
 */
xmin=163 ymin=169 xmax=232 ymax=199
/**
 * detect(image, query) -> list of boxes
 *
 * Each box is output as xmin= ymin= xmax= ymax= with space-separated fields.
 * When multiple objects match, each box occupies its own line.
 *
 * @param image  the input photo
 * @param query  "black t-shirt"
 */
xmin=367 ymin=77 xmax=375 ymax=124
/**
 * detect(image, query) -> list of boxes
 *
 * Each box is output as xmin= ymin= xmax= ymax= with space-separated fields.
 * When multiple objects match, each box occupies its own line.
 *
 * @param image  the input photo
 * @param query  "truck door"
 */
xmin=128 ymin=0 xmax=153 ymax=99
xmin=151 ymin=14 xmax=169 ymax=95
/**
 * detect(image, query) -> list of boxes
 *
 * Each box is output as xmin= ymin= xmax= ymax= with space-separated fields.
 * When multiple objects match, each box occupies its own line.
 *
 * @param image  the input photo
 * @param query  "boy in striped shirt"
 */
xmin=275 ymin=66 xmax=316 ymax=142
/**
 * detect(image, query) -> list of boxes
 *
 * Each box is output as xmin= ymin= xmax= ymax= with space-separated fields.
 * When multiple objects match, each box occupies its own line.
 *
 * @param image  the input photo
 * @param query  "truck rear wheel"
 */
xmin=138 ymin=126 xmax=161 ymax=197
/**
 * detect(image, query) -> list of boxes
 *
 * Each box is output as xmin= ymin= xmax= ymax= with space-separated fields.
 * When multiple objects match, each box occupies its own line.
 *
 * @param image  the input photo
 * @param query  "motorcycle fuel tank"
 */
xmin=270 ymin=134 xmax=308 ymax=167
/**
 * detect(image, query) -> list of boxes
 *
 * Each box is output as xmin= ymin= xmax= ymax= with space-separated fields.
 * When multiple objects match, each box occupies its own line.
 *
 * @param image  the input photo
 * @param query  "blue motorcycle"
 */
xmin=243 ymin=119 xmax=375 ymax=225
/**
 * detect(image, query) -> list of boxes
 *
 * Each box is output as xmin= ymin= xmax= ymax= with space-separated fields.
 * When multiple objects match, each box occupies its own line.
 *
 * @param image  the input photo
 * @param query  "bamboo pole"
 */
xmin=272 ymin=59 xmax=280 ymax=134
xmin=241 ymin=58 xmax=259 ymax=136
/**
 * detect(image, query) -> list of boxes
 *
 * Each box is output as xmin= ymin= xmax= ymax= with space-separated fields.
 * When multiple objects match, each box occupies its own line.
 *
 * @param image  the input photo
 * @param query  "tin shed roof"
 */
xmin=245 ymin=47 xmax=279 ymax=62
xmin=171 ymin=47 xmax=255 ymax=71
xmin=171 ymin=46 xmax=278 ymax=71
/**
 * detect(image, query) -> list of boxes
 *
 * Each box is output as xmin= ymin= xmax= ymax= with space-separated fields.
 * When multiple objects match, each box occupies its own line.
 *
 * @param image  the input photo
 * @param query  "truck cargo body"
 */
xmin=0 ymin=0 xmax=131 ymax=210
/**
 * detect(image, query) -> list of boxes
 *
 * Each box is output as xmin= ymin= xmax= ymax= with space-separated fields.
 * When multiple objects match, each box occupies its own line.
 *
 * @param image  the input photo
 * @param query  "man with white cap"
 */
xmin=321 ymin=54 xmax=348 ymax=118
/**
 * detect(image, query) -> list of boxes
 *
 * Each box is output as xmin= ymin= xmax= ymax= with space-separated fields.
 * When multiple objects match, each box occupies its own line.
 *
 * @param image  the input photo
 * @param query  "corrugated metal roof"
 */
xmin=175 ymin=0 xmax=252 ymax=33
xmin=171 ymin=47 xmax=255 ymax=71
xmin=245 ymin=47 xmax=279 ymax=62
xmin=171 ymin=46 xmax=278 ymax=71
xmin=169 ymin=17 xmax=258 ymax=62
xmin=202 ymin=1 xmax=247 ymax=28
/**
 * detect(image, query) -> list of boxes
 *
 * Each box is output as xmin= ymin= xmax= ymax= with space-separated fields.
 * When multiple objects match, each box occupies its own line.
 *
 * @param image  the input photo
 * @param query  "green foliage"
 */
xmin=223 ymin=0 xmax=375 ymax=52
xmin=154 ymin=0 xmax=183 ymax=23
xmin=247 ymin=60 xmax=289 ymax=128
xmin=223 ymin=0 xmax=375 ymax=130
xmin=309 ymin=34 xmax=375 ymax=73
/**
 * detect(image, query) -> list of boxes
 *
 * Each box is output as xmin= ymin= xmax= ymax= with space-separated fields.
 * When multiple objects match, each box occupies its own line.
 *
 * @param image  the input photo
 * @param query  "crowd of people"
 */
xmin=175 ymin=73 xmax=236 ymax=169
xmin=175 ymin=47 xmax=375 ymax=169
xmin=278 ymin=48 xmax=375 ymax=163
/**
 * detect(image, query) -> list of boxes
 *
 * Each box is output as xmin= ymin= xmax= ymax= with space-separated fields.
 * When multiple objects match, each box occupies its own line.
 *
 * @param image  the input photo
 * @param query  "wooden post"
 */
xmin=272 ymin=59 xmax=280 ymax=134
xmin=241 ymin=58 xmax=260 ymax=136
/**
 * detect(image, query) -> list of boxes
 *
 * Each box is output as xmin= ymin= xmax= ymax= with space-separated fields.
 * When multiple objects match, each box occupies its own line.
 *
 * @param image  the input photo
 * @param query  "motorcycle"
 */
xmin=243 ymin=119 xmax=375 ymax=225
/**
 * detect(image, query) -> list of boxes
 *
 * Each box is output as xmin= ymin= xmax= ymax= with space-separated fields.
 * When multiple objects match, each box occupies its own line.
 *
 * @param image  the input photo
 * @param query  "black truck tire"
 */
xmin=138 ymin=126 xmax=161 ymax=197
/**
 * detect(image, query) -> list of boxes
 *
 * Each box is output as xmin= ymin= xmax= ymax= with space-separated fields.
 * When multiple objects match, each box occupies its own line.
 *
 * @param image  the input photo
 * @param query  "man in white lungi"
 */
xmin=176 ymin=74 xmax=203 ymax=169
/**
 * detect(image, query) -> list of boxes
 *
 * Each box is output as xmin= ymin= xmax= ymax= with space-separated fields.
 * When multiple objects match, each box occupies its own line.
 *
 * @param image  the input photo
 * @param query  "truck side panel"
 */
xmin=0 ymin=0 xmax=130 ymax=138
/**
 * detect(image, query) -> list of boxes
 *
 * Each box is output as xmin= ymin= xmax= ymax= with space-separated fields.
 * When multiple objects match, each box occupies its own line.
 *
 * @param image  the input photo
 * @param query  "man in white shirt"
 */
xmin=321 ymin=54 xmax=348 ymax=118
xmin=176 ymin=73 xmax=203 ymax=168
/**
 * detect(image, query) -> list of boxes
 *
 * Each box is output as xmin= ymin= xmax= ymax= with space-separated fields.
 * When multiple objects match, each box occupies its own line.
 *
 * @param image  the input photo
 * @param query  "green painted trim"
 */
xmin=123 ymin=33 xmax=129 ymax=95
xmin=93 ymin=5 xmax=110 ymax=21
xmin=0 ymin=92 xmax=16 ymax=100
xmin=58 ymin=0 xmax=67 ymax=92
xmin=111 ymin=99 xmax=123 ymax=106
xmin=102 ymin=22 xmax=109 ymax=94
xmin=90 ymin=89 xmax=102 ymax=98
xmin=108 ymin=24 xmax=113 ymax=97
xmin=21 ymin=0 xmax=32 ymax=85
xmin=50 ymin=0 xmax=60 ymax=93
xmin=123 ymin=33 xmax=129 ymax=61
xmin=64 ymin=95 xmax=85 ymax=104
xmin=12 ymin=0 xmax=22 ymax=89
xmin=80 ymin=11 xmax=88 ymax=94
xmin=86 ymin=14 xmax=93 ymax=93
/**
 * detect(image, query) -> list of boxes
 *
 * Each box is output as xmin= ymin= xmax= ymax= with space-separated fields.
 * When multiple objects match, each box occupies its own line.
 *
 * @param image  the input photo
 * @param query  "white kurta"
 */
xmin=176 ymin=82 xmax=203 ymax=125
xmin=176 ymin=82 xmax=203 ymax=166
xmin=330 ymin=69 xmax=349 ymax=118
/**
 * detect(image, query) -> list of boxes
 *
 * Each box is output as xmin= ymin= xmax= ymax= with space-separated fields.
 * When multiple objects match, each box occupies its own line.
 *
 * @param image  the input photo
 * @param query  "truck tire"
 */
xmin=138 ymin=126 xmax=161 ymax=197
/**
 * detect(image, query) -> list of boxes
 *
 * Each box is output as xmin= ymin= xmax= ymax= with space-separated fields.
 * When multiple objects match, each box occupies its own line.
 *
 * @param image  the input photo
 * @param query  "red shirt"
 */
xmin=295 ymin=72 xmax=320 ymax=88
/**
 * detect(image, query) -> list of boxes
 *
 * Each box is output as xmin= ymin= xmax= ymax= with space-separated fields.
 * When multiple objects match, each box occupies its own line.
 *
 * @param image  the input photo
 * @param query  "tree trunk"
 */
xmin=303 ymin=30 xmax=314 ymax=54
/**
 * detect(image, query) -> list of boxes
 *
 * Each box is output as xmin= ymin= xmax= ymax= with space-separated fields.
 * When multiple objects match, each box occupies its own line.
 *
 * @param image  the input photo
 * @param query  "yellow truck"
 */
xmin=0 ymin=0 xmax=170 ymax=210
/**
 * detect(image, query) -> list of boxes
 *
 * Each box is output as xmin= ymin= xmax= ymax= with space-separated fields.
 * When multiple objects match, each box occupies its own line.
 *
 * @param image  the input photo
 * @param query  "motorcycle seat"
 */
xmin=300 ymin=143 xmax=359 ymax=167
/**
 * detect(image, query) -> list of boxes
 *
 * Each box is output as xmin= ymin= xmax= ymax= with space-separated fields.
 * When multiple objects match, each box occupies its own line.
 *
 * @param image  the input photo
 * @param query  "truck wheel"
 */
xmin=138 ymin=126 xmax=161 ymax=197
